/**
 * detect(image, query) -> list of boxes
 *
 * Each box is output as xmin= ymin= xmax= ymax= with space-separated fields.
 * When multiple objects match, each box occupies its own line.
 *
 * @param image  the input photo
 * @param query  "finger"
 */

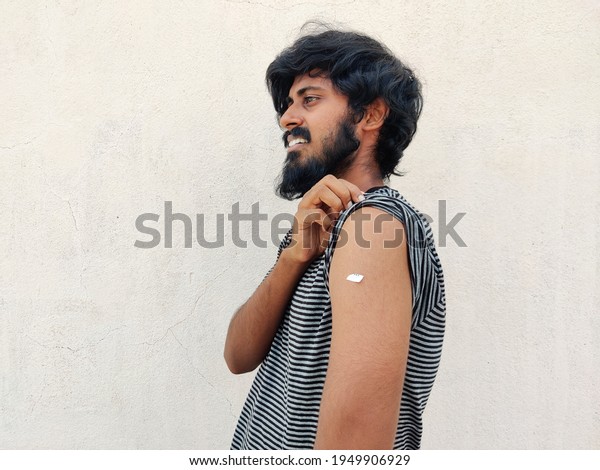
xmin=298 ymin=208 xmax=334 ymax=232
xmin=319 ymin=175 xmax=365 ymax=209
xmin=314 ymin=175 xmax=353 ymax=210
xmin=299 ymin=185 xmax=346 ymax=214
xmin=336 ymin=178 xmax=366 ymax=205
xmin=323 ymin=205 xmax=342 ymax=226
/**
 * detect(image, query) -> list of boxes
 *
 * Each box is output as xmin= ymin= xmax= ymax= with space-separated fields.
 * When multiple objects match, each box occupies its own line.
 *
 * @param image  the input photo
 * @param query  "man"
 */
xmin=224 ymin=28 xmax=446 ymax=450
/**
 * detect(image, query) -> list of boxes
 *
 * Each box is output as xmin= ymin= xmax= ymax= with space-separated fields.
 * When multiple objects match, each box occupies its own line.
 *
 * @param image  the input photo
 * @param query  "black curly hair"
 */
xmin=266 ymin=27 xmax=423 ymax=179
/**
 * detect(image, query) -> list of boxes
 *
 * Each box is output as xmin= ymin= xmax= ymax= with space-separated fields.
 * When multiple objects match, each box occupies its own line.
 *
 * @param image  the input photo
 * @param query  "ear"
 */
xmin=361 ymin=98 xmax=389 ymax=131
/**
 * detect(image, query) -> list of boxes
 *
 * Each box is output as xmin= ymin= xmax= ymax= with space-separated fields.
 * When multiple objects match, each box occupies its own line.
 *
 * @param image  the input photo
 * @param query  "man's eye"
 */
xmin=304 ymin=96 xmax=318 ymax=104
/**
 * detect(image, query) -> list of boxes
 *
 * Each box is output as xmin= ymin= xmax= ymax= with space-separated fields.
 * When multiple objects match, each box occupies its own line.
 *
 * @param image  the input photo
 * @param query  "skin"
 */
xmin=224 ymin=74 xmax=412 ymax=449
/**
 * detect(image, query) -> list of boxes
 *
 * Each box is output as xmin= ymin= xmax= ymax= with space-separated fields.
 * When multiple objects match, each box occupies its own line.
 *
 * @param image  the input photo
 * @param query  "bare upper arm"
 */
xmin=315 ymin=206 xmax=412 ymax=449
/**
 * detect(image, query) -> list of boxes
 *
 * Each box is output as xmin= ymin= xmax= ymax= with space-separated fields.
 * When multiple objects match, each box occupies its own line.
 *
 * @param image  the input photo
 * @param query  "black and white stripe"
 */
xmin=231 ymin=186 xmax=446 ymax=450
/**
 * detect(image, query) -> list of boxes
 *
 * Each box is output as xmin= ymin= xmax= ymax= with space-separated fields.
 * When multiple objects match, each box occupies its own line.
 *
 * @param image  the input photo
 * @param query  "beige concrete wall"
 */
xmin=1 ymin=0 xmax=598 ymax=449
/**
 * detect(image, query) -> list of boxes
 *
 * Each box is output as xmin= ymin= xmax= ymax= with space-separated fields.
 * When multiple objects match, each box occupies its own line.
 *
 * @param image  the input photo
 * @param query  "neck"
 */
xmin=337 ymin=147 xmax=385 ymax=193
xmin=338 ymin=166 xmax=384 ymax=192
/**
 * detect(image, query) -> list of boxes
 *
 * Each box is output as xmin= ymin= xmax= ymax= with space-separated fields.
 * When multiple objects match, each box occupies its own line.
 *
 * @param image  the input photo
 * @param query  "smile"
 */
xmin=288 ymin=138 xmax=308 ymax=149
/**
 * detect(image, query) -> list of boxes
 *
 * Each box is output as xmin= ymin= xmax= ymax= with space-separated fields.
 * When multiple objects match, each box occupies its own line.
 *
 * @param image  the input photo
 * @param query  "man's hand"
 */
xmin=224 ymin=175 xmax=361 ymax=374
xmin=286 ymin=175 xmax=365 ymax=264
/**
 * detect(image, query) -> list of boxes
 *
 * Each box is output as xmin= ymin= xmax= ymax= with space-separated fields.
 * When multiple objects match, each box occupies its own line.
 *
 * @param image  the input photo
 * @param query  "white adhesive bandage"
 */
xmin=346 ymin=273 xmax=364 ymax=283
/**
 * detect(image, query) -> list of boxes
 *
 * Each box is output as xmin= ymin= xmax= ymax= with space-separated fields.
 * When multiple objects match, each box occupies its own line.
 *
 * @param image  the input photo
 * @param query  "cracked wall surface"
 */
xmin=1 ymin=0 xmax=599 ymax=449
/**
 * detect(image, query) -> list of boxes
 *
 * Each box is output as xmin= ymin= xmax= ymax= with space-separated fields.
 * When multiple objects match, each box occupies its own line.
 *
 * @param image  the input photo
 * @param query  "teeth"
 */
xmin=289 ymin=138 xmax=307 ymax=147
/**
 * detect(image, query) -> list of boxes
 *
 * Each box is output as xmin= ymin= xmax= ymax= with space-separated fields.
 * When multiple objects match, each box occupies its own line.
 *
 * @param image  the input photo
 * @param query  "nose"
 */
xmin=279 ymin=104 xmax=304 ymax=130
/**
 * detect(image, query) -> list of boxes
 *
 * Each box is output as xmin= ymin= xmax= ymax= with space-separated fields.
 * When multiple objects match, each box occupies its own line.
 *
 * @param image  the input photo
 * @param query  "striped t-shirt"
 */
xmin=231 ymin=186 xmax=446 ymax=450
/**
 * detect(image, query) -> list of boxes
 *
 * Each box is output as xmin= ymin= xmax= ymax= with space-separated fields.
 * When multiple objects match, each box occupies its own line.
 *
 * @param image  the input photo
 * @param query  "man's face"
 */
xmin=276 ymin=74 xmax=360 ymax=200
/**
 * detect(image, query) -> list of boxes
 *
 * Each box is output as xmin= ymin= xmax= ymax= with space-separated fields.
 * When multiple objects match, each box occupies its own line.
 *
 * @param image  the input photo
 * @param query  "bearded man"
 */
xmin=224 ymin=28 xmax=446 ymax=450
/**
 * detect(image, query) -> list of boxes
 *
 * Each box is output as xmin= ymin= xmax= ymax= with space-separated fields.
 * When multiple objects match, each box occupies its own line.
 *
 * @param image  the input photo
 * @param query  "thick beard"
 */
xmin=276 ymin=117 xmax=360 ymax=200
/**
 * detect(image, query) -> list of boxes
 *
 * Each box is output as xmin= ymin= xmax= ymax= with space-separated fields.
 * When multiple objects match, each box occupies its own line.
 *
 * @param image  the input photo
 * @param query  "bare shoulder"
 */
xmin=328 ymin=204 xmax=411 ymax=320
xmin=333 ymin=206 xmax=408 ymax=260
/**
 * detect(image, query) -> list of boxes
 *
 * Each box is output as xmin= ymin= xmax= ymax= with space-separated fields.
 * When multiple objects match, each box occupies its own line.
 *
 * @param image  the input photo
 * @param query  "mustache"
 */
xmin=282 ymin=127 xmax=311 ymax=148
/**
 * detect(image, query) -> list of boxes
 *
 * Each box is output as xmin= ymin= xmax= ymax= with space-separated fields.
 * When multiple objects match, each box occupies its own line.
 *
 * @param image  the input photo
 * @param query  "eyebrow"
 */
xmin=285 ymin=85 xmax=326 ymax=105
